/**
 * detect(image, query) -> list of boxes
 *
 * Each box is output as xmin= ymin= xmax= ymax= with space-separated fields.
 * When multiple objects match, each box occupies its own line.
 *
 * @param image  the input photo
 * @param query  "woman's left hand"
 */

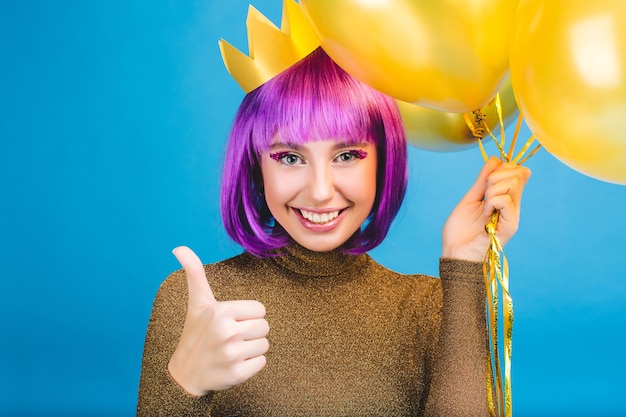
xmin=442 ymin=156 xmax=532 ymax=262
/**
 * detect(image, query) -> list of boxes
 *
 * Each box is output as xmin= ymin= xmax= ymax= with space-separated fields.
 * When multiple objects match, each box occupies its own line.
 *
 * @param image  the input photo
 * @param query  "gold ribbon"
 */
xmin=463 ymin=96 xmax=541 ymax=417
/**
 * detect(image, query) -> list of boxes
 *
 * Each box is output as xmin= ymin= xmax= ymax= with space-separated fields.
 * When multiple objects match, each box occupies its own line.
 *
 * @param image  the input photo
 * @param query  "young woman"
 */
xmin=137 ymin=48 xmax=530 ymax=416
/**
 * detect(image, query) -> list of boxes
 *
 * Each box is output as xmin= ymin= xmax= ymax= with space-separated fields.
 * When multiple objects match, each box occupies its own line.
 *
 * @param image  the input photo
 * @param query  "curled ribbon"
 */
xmin=463 ymin=96 xmax=541 ymax=417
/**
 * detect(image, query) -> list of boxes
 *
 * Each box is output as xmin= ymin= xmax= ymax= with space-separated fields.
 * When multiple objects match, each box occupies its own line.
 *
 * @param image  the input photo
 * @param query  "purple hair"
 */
xmin=220 ymin=48 xmax=407 ymax=258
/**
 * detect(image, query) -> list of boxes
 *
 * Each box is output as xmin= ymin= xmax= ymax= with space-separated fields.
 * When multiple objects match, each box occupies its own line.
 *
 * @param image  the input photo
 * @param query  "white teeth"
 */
xmin=299 ymin=209 xmax=340 ymax=224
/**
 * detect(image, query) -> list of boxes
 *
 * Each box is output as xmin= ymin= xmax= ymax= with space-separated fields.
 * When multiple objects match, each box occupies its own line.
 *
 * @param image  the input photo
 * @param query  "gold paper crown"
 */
xmin=219 ymin=0 xmax=320 ymax=93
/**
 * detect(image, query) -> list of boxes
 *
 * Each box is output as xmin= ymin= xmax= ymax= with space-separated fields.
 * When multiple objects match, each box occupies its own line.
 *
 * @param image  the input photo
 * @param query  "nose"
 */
xmin=308 ymin=162 xmax=334 ymax=202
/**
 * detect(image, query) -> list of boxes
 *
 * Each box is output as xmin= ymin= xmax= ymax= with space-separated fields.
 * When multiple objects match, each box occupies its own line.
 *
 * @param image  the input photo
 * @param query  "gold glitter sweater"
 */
xmin=137 ymin=245 xmax=490 ymax=416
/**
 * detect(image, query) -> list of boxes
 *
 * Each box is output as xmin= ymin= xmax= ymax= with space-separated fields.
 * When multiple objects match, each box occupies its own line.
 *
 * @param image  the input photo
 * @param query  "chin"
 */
xmin=293 ymin=238 xmax=344 ymax=253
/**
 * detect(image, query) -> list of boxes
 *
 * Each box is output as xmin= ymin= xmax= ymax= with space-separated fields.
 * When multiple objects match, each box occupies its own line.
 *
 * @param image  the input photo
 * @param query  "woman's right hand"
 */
xmin=167 ymin=246 xmax=270 ymax=396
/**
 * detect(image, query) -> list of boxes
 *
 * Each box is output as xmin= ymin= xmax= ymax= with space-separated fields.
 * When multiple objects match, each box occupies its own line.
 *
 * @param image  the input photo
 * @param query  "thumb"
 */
xmin=460 ymin=156 xmax=502 ymax=204
xmin=173 ymin=246 xmax=217 ymax=306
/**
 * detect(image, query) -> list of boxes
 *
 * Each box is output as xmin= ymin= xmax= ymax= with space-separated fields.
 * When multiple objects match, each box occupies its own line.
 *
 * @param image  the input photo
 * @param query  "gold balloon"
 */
xmin=399 ymin=77 xmax=518 ymax=152
xmin=510 ymin=0 xmax=626 ymax=184
xmin=300 ymin=0 xmax=519 ymax=113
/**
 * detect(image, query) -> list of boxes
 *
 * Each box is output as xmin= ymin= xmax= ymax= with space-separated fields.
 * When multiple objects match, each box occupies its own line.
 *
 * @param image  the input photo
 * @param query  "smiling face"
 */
xmin=220 ymin=49 xmax=408 ymax=257
xmin=260 ymin=138 xmax=377 ymax=252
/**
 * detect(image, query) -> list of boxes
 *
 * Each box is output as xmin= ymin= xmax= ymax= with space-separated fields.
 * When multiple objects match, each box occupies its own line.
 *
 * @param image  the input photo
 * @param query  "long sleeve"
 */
xmin=136 ymin=271 xmax=214 ymax=416
xmin=137 ymin=249 xmax=490 ymax=416
xmin=424 ymin=258 xmax=491 ymax=417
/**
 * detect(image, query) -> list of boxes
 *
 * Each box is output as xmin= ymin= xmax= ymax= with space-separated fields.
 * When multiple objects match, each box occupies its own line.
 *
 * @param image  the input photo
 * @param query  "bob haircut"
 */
xmin=221 ymin=47 xmax=408 ymax=258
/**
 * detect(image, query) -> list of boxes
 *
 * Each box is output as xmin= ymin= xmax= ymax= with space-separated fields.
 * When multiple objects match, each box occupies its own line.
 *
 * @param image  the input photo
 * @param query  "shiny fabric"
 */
xmin=137 ymin=245 xmax=490 ymax=416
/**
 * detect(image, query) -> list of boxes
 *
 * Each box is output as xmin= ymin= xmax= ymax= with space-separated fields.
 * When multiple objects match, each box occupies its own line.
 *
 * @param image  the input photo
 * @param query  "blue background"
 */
xmin=1 ymin=1 xmax=625 ymax=416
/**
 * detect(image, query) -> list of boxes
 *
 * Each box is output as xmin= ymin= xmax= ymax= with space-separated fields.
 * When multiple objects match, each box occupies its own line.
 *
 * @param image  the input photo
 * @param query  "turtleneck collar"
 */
xmin=267 ymin=244 xmax=369 ymax=278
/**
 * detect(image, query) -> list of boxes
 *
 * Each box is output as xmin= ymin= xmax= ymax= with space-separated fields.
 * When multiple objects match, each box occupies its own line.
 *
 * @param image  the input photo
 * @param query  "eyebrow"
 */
xmin=268 ymin=140 xmax=369 ymax=151
xmin=268 ymin=142 xmax=301 ymax=151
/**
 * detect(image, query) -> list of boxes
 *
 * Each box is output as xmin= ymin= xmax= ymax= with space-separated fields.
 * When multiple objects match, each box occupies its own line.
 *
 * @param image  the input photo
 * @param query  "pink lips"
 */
xmin=292 ymin=208 xmax=347 ymax=232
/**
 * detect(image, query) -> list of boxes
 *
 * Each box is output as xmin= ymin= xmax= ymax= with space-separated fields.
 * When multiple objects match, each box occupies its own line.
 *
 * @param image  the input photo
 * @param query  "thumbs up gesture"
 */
xmin=167 ymin=246 xmax=270 ymax=396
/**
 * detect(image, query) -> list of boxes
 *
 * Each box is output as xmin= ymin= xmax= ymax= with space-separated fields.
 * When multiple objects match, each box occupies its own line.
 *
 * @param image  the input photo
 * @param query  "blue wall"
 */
xmin=1 ymin=1 xmax=625 ymax=416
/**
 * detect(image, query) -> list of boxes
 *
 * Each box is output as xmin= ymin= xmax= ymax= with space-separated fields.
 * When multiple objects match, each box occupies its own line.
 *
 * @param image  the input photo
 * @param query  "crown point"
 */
xmin=219 ymin=0 xmax=321 ymax=93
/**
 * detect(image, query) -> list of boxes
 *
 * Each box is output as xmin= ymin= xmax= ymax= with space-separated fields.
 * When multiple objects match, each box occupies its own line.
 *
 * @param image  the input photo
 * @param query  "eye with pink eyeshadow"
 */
xmin=269 ymin=148 xmax=368 ymax=165
xmin=269 ymin=151 xmax=303 ymax=165
xmin=269 ymin=151 xmax=290 ymax=161
xmin=347 ymin=149 xmax=368 ymax=159
xmin=335 ymin=149 xmax=368 ymax=163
